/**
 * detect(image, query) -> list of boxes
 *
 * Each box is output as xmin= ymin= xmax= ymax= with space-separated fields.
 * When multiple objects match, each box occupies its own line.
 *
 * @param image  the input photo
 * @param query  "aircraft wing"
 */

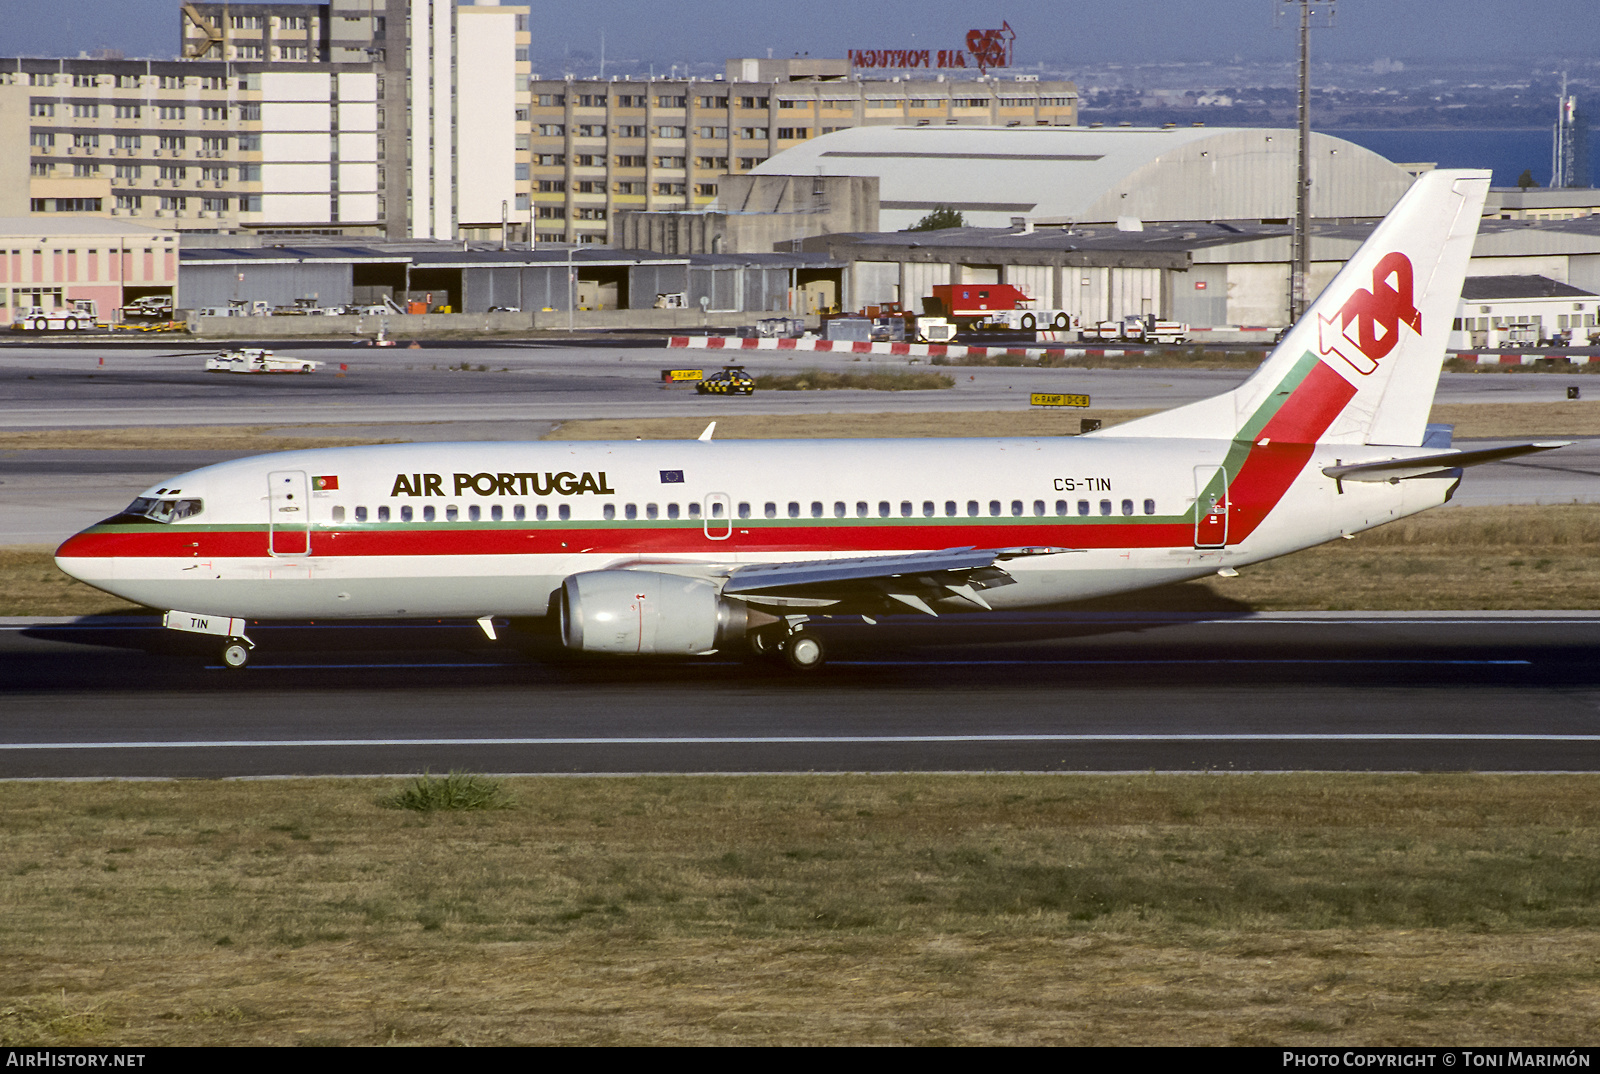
xmin=720 ymin=545 xmax=1080 ymax=615
xmin=1322 ymin=442 xmax=1570 ymax=483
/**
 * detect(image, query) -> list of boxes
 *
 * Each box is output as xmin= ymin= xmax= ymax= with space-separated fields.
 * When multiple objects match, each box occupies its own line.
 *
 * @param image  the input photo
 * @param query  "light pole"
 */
xmin=1282 ymin=0 xmax=1335 ymax=324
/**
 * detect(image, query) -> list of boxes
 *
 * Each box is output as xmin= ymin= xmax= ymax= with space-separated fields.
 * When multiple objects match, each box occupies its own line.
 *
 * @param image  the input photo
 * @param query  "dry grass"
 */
xmin=14 ymin=506 xmax=1600 ymax=618
xmin=753 ymin=369 xmax=955 ymax=391
xmin=0 ymin=426 xmax=405 ymax=452
xmin=0 ymin=546 xmax=145 ymax=616
xmin=545 ymin=402 xmax=1600 ymax=442
xmin=1 ymin=774 xmax=1598 ymax=1046
xmin=543 ymin=409 xmax=1157 ymax=441
xmin=0 ymin=400 xmax=1592 ymax=451
xmin=1125 ymin=504 xmax=1600 ymax=613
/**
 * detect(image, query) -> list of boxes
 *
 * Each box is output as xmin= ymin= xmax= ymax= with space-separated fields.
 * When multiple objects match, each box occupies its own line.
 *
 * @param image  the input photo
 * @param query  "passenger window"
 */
xmin=1099 ymin=500 xmax=1112 ymax=516
xmin=626 ymin=503 xmax=638 ymax=520
xmin=1077 ymin=500 xmax=1090 ymax=516
xmin=355 ymin=506 xmax=368 ymax=522
xmin=900 ymin=501 xmax=912 ymax=518
xmin=989 ymin=500 xmax=1001 ymax=517
xmin=688 ymin=503 xmax=701 ymax=519
xmin=711 ymin=501 xmax=725 ymax=518
xmin=491 ymin=505 xmax=503 ymax=521
xmin=1033 ymin=500 xmax=1045 ymax=516
xmin=923 ymin=501 xmax=935 ymax=517
xmin=445 ymin=506 xmax=458 ymax=521
xmin=764 ymin=502 xmax=777 ymax=518
xmin=603 ymin=504 xmax=616 ymax=520
xmin=878 ymin=501 xmax=891 ymax=518
xmin=424 ymin=506 xmax=436 ymax=522
xmin=1144 ymin=499 xmax=1156 ymax=515
xmin=559 ymin=504 xmax=571 ymax=521
xmin=401 ymin=505 xmax=413 ymax=522
xmin=646 ymin=503 xmax=659 ymax=520
xmin=332 ymin=506 xmax=345 ymax=522
xmin=468 ymin=505 xmax=480 ymax=522
xmin=811 ymin=502 xmax=823 ymax=518
xmin=1121 ymin=499 xmax=1134 ymax=516
xmin=1011 ymin=500 xmax=1023 ymax=517
xmin=834 ymin=502 xmax=846 ymax=518
xmin=967 ymin=501 xmax=979 ymax=517
xmin=667 ymin=503 xmax=680 ymax=519
xmin=512 ymin=504 xmax=524 ymax=521
xmin=1055 ymin=500 xmax=1068 ymax=516
xmin=945 ymin=501 xmax=957 ymax=517
xmin=535 ymin=504 xmax=548 ymax=521
xmin=788 ymin=502 xmax=800 ymax=518
xmin=376 ymin=505 xmax=389 ymax=522
xmin=856 ymin=502 xmax=869 ymax=518
xmin=737 ymin=502 xmax=750 ymax=519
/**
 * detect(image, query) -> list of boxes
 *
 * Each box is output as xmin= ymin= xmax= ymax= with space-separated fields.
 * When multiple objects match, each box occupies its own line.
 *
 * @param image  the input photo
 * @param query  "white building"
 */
xmin=258 ymin=70 xmax=380 ymax=229
xmin=1449 ymin=275 xmax=1600 ymax=348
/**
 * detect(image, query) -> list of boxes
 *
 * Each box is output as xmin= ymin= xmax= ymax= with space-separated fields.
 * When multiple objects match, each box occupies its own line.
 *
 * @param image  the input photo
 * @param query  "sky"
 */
xmin=2 ymin=0 xmax=1597 ymax=69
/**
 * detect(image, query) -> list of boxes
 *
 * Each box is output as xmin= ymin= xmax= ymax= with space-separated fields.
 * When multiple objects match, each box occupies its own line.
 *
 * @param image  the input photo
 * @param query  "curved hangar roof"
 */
xmin=752 ymin=125 xmax=1414 ymax=230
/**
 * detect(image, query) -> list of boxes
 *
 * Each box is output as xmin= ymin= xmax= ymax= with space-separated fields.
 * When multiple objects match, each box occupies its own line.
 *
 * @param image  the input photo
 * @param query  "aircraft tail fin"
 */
xmin=1100 ymin=169 xmax=1490 ymax=447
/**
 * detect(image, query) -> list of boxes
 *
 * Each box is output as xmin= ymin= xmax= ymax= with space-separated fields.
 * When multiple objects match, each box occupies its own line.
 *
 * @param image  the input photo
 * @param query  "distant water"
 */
xmin=1321 ymin=128 xmax=1596 ymax=188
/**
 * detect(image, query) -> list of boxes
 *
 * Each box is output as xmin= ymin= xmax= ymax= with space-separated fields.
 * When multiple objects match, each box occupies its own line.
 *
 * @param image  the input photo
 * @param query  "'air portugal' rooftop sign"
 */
xmin=849 ymin=21 xmax=1015 ymax=74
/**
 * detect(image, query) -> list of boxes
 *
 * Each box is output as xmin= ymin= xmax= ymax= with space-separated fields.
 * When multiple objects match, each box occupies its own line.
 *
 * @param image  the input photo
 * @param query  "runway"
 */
xmin=4 ymin=612 xmax=1599 ymax=777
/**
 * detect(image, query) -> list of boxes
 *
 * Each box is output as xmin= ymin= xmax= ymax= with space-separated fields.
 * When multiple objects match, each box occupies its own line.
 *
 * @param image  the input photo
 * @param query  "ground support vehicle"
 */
xmin=120 ymin=296 xmax=175 ymax=321
xmin=204 ymin=349 xmax=322 ymax=374
xmin=695 ymin=366 xmax=755 ymax=395
xmin=1085 ymin=315 xmax=1190 ymax=345
xmin=10 ymin=303 xmax=97 ymax=331
xmin=925 ymin=284 xmax=1077 ymax=333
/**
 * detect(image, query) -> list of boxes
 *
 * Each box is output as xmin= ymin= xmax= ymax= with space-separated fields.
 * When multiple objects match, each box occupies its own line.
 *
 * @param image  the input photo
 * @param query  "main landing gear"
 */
xmin=749 ymin=618 xmax=827 ymax=671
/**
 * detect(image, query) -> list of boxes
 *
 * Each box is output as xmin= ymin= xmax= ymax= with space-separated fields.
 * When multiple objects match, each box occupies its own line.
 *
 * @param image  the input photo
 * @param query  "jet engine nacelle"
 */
xmin=559 ymin=570 xmax=756 ymax=655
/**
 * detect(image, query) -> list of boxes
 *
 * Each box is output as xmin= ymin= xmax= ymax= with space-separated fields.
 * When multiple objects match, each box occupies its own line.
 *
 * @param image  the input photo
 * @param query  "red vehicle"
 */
xmin=925 ymin=284 xmax=1075 ymax=332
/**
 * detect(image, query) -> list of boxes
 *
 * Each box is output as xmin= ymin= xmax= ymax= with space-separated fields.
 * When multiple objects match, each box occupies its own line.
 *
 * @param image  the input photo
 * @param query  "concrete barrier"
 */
xmin=189 ymin=308 xmax=822 ymax=338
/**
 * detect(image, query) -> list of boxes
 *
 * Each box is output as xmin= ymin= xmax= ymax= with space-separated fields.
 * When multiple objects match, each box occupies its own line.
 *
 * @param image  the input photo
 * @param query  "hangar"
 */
xmin=751 ymin=124 xmax=1417 ymax=231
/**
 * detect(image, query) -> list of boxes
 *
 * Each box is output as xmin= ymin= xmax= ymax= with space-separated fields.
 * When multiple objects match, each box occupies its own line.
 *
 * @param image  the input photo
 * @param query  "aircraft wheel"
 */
xmin=782 ymin=632 xmax=826 ymax=671
xmin=748 ymin=629 xmax=780 ymax=659
xmin=1053 ymin=313 xmax=1070 ymax=330
xmin=221 ymin=642 xmax=250 ymax=669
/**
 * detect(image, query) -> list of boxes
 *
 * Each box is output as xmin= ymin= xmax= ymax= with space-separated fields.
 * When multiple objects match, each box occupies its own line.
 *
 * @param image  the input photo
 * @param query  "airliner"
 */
xmin=55 ymin=170 xmax=1562 ymax=670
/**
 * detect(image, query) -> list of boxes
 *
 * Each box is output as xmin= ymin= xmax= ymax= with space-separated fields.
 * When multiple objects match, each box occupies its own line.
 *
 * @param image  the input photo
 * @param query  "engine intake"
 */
xmin=560 ymin=570 xmax=762 ymax=655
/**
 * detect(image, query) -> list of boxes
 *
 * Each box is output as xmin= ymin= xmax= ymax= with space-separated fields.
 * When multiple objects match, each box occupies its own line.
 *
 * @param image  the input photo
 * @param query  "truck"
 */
xmin=924 ymin=284 xmax=1078 ymax=333
xmin=10 ymin=301 xmax=98 ymax=331
xmin=1085 ymin=314 xmax=1190 ymax=346
xmin=204 ymin=349 xmax=322 ymax=374
xmin=120 ymin=295 xmax=174 ymax=321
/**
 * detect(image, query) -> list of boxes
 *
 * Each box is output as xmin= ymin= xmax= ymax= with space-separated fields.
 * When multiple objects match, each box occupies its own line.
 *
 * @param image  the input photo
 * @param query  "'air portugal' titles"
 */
xmin=390 ymin=471 xmax=615 ymax=497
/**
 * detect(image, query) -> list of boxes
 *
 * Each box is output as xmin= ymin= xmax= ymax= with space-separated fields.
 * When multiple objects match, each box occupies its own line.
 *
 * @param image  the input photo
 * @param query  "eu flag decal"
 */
xmin=312 ymin=475 xmax=339 ymax=491
xmin=659 ymin=470 xmax=684 ymax=484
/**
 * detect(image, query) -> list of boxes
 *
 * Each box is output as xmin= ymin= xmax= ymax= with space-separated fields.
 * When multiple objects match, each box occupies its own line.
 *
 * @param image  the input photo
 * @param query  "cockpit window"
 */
xmin=125 ymin=496 xmax=203 ymax=523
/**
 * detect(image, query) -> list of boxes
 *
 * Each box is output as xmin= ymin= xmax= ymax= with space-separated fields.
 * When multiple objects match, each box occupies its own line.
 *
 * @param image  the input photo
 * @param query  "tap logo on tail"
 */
xmin=1317 ymin=251 xmax=1422 ymax=375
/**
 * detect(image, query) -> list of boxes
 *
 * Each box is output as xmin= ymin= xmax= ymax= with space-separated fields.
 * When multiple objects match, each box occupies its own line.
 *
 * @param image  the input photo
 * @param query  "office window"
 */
xmin=29 ymin=102 xmax=54 ymax=117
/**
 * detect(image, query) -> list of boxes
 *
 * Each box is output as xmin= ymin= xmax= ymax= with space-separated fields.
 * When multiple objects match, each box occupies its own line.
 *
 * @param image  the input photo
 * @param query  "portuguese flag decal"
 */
xmin=312 ymin=475 xmax=339 ymax=491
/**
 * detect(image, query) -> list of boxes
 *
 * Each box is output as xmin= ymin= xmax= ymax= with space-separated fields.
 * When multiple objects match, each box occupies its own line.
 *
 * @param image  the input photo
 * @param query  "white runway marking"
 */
xmin=5 ymin=733 xmax=1600 ymax=750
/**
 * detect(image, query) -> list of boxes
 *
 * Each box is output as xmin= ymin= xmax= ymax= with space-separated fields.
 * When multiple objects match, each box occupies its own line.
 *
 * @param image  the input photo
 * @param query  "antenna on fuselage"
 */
xmin=698 ymin=422 xmax=716 ymax=442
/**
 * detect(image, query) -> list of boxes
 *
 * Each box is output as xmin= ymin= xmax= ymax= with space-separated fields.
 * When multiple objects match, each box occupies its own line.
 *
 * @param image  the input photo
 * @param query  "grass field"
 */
xmin=1 ymin=775 xmax=1597 ymax=1046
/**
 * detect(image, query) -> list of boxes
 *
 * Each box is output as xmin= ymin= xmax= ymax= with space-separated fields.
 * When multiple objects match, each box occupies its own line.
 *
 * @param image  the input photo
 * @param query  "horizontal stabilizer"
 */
xmin=1322 ymin=442 xmax=1570 ymax=482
